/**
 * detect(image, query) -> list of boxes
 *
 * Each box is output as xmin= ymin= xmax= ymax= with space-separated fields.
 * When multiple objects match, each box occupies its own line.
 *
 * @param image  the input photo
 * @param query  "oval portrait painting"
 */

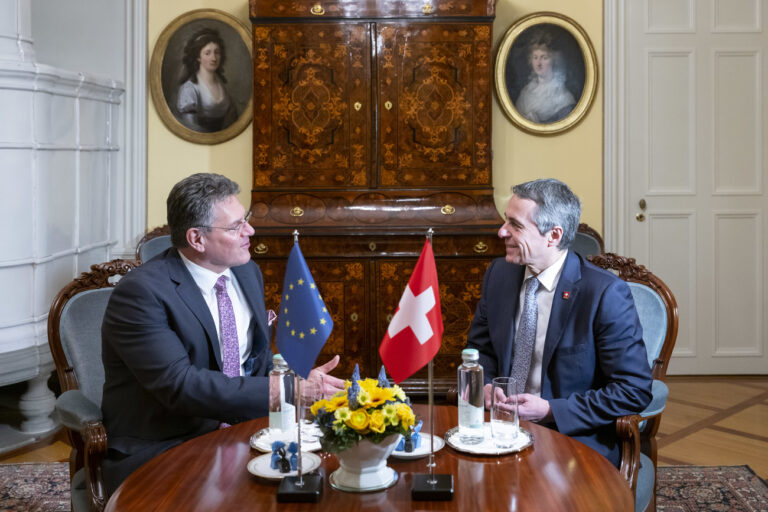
xmin=495 ymin=13 xmax=597 ymax=135
xmin=150 ymin=9 xmax=253 ymax=144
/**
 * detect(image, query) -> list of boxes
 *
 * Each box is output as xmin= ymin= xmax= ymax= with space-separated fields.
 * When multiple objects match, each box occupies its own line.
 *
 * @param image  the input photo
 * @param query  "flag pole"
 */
xmin=292 ymin=229 xmax=303 ymax=487
xmin=277 ymin=228 xmax=323 ymax=502
xmin=295 ymin=376 xmax=304 ymax=487
xmin=410 ymin=227 xmax=453 ymax=501
xmin=426 ymin=228 xmax=436 ymax=484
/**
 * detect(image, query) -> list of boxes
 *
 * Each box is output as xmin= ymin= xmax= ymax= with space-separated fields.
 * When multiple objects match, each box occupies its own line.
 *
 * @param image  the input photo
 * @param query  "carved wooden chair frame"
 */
xmin=47 ymin=259 xmax=138 ymax=511
xmin=588 ymin=252 xmax=679 ymax=509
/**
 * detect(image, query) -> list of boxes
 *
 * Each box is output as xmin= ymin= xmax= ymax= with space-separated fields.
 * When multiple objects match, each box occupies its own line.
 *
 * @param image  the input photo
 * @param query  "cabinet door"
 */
xmin=377 ymin=22 xmax=492 ymax=188
xmin=252 ymin=23 xmax=372 ymax=189
xmin=375 ymin=258 xmax=491 ymax=381
xmin=259 ymin=258 xmax=369 ymax=377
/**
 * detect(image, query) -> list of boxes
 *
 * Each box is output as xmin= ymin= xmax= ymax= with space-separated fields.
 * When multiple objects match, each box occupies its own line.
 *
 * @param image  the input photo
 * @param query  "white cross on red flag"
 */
xmin=379 ymin=240 xmax=443 ymax=383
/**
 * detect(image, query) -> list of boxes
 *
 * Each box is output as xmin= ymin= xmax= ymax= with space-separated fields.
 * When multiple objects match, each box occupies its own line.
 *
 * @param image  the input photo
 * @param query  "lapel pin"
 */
xmin=562 ymin=291 xmax=570 ymax=300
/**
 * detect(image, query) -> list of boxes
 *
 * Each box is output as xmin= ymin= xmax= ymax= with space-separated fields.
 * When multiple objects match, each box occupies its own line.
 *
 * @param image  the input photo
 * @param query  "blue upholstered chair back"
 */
xmin=627 ymin=282 xmax=668 ymax=370
xmin=58 ymin=287 xmax=113 ymax=407
xmin=573 ymin=231 xmax=603 ymax=258
xmin=138 ymin=234 xmax=171 ymax=263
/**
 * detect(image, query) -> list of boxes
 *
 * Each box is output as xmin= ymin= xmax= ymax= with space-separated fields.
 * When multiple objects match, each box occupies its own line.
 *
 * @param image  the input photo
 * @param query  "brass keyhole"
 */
xmin=384 ymin=101 xmax=393 ymax=111
xmin=639 ymin=198 xmax=647 ymax=210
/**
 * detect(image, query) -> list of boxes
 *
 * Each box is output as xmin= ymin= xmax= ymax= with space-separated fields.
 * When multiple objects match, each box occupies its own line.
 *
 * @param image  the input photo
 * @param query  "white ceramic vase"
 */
xmin=331 ymin=435 xmax=400 ymax=492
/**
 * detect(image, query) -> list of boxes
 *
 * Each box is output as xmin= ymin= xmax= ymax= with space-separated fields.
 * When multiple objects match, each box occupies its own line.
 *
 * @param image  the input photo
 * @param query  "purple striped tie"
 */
xmin=214 ymin=276 xmax=240 ymax=378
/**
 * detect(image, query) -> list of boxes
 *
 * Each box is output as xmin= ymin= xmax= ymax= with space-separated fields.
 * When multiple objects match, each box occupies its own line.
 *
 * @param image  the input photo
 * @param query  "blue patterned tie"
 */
xmin=511 ymin=276 xmax=540 ymax=391
xmin=214 ymin=276 xmax=240 ymax=378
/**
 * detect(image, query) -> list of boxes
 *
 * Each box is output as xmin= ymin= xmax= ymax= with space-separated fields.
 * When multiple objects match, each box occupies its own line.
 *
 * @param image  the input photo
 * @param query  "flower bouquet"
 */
xmin=309 ymin=365 xmax=416 ymax=491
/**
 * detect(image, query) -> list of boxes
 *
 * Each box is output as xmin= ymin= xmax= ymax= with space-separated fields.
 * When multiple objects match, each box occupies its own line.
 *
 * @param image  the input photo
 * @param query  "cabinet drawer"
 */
xmin=250 ymin=0 xmax=494 ymax=20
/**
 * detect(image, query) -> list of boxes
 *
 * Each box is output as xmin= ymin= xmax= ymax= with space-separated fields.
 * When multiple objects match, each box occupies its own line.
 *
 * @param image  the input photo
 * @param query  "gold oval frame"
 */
xmin=150 ymin=9 xmax=253 ymax=145
xmin=495 ymin=12 xmax=597 ymax=136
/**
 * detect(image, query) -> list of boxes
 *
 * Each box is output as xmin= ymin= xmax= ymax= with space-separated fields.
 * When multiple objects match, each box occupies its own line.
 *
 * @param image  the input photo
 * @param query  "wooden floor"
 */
xmin=1 ymin=376 xmax=767 ymax=480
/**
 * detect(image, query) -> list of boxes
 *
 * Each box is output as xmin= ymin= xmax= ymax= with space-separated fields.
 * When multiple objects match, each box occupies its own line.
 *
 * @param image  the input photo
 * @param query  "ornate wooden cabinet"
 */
xmin=249 ymin=0 xmax=504 ymax=394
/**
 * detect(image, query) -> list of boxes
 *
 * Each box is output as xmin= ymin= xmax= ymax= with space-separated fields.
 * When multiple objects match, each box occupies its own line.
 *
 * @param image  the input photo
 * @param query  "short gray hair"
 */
xmin=512 ymin=178 xmax=581 ymax=249
xmin=166 ymin=173 xmax=240 ymax=248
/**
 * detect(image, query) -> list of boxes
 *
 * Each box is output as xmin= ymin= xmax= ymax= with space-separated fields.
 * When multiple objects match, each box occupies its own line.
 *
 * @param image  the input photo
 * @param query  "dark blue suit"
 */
xmin=467 ymin=251 xmax=653 ymax=466
xmin=101 ymin=248 xmax=272 ymax=493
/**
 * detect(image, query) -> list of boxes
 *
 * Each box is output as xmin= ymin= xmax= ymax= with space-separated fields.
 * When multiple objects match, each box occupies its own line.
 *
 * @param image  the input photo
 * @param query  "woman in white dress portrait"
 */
xmin=176 ymin=28 xmax=238 ymax=133
xmin=514 ymin=34 xmax=576 ymax=124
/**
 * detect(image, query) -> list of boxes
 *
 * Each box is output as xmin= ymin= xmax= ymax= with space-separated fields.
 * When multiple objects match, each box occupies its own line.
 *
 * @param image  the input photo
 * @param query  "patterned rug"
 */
xmin=0 ymin=462 xmax=766 ymax=511
xmin=657 ymin=465 xmax=768 ymax=511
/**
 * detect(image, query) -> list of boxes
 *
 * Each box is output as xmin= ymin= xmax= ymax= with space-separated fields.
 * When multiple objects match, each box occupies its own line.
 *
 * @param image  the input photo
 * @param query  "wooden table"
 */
xmin=106 ymin=405 xmax=633 ymax=511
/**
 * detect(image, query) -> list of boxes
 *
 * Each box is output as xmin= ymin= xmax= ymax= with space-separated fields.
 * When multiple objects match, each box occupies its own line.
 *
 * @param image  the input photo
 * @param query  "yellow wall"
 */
xmin=493 ymin=0 xmax=603 ymax=232
xmin=147 ymin=1 xmax=603 ymax=232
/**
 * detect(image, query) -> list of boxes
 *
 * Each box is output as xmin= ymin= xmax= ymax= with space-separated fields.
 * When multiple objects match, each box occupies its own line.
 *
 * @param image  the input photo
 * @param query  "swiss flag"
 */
xmin=379 ymin=240 xmax=443 ymax=383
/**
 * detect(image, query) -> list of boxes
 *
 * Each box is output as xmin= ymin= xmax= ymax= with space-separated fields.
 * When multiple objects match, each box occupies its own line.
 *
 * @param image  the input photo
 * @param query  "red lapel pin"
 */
xmin=562 ymin=291 xmax=570 ymax=300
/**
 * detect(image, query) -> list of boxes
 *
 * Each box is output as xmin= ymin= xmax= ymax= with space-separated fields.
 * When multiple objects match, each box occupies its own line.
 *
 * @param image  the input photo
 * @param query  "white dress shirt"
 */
xmin=179 ymin=252 xmax=254 ymax=376
xmin=514 ymin=250 xmax=568 ymax=395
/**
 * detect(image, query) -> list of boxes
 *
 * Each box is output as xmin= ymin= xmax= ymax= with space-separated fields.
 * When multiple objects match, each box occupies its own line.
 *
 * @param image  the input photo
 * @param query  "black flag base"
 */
xmin=277 ymin=475 xmax=323 ymax=503
xmin=411 ymin=474 xmax=454 ymax=501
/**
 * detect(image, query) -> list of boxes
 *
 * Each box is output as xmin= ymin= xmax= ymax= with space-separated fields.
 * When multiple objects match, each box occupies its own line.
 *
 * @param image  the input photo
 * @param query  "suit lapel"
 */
xmin=166 ymin=249 xmax=223 ymax=369
xmin=541 ymin=251 xmax=582 ymax=373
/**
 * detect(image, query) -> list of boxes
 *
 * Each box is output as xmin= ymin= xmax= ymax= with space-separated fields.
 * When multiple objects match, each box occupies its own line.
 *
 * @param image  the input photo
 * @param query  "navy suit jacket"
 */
xmin=101 ymin=248 xmax=272 ymax=492
xmin=467 ymin=251 xmax=653 ymax=466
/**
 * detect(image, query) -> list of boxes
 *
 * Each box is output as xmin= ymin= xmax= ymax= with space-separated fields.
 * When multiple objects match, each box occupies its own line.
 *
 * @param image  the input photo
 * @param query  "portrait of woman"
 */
xmin=150 ymin=9 xmax=252 ymax=144
xmin=495 ymin=13 xmax=597 ymax=135
xmin=176 ymin=28 xmax=237 ymax=132
xmin=514 ymin=32 xmax=576 ymax=124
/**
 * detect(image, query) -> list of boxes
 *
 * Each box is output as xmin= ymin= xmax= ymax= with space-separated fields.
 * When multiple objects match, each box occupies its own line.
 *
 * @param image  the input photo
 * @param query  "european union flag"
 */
xmin=275 ymin=243 xmax=333 ymax=378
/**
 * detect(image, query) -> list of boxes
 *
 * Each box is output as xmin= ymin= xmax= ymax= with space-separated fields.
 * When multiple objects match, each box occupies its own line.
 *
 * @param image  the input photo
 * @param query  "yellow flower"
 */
xmin=356 ymin=388 xmax=371 ymax=407
xmin=369 ymin=410 xmax=386 ymax=433
xmin=334 ymin=406 xmax=351 ymax=424
xmin=368 ymin=386 xmax=395 ymax=407
xmin=396 ymin=402 xmax=415 ymax=429
xmin=345 ymin=409 xmax=370 ymax=433
xmin=310 ymin=399 xmax=327 ymax=416
xmin=391 ymin=385 xmax=406 ymax=401
xmin=359 ymin=378 xmax=379 ymax=392
xmin=382 ymin=403 xmax=398 ymax=425
xmin=324 ymin=394 xmax=348 ymax=413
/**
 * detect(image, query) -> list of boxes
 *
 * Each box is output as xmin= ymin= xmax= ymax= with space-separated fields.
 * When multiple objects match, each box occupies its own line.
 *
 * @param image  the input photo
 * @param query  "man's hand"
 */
xmin=307 ymin=355 xmax=345 ymax=397
xmin=484 ymin=383 xmax=509 ymax=409
xmin=516 ymin=393 xmax=552 ymax=423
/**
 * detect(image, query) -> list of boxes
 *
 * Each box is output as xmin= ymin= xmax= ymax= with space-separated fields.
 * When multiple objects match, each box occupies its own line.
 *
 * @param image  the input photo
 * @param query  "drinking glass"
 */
xmin=490 ymin=377 xmax=519 ymax=448
xmin=298 ymin=377 xmax=322 ymax=442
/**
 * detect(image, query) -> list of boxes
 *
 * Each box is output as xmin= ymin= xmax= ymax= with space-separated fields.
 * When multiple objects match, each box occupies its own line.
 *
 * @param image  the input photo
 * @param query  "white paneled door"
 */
xmin=624 ymin=0 xmax=768 ymax=373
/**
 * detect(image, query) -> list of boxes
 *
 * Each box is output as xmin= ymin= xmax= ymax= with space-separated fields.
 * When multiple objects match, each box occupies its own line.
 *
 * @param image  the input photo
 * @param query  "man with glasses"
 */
xmin=101 ymin=173 xmax=343 ymax=495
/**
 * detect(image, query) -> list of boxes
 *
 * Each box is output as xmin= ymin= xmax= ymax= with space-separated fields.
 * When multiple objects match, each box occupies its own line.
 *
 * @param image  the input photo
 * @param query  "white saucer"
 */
xmin=390 ymin=434 xmax=445 ymax=459
xmin=249 ymin=427 xmax=322 ymax=453
xmin=444 ymin=423 xmax=534 ymax=455
xmin=246 ymin=452 xmax=322 ymax=481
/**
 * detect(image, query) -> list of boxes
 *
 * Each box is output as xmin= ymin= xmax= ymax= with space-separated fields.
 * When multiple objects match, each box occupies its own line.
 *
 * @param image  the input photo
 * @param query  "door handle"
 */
xmin=636 ymin=213 xmax=646 ymax=222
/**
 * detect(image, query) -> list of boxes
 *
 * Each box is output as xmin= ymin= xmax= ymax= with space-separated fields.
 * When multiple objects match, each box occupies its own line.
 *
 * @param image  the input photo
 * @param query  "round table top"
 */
xmin=106 ymin=404 xmax=633 ymax=511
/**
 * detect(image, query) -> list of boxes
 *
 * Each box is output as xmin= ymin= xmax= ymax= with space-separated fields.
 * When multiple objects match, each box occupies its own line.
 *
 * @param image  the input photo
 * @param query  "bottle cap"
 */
xmin=273 ymin=353 xmax=285 ymax=363
xmin=461 ymin=348 xmax=479 ymax=360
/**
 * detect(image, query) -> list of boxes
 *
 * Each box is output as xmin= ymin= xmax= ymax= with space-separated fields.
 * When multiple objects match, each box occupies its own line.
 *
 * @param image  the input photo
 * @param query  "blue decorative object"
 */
xmin=287 ymin=442 xmax=299 ymax=470
xmin=396 ymin=420 xmax=424 ymax=452
xmin=351 ymin=363 xmax=361 ymax=383
xmin=377 ymin=366 xmax=389 ymax=388
xmin=271 ymin=441 xmax=289 ymax=471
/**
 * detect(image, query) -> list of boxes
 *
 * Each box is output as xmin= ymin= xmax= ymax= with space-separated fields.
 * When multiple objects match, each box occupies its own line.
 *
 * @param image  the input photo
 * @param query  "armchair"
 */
xmin=573 ymin=222 xmax=605 ymax=258
xmin=135 ymin=225 xmax=171 ymax=264
xmin=588 ymin=253 xmax=679 ymax=512
xmin=47 ymin=259 xmax=138 ymax=512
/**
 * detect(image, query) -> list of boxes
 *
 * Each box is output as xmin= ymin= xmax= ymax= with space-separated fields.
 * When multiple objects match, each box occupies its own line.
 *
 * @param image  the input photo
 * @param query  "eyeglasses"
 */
xmin=197 ymin=211 xmax=252 ymax=235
